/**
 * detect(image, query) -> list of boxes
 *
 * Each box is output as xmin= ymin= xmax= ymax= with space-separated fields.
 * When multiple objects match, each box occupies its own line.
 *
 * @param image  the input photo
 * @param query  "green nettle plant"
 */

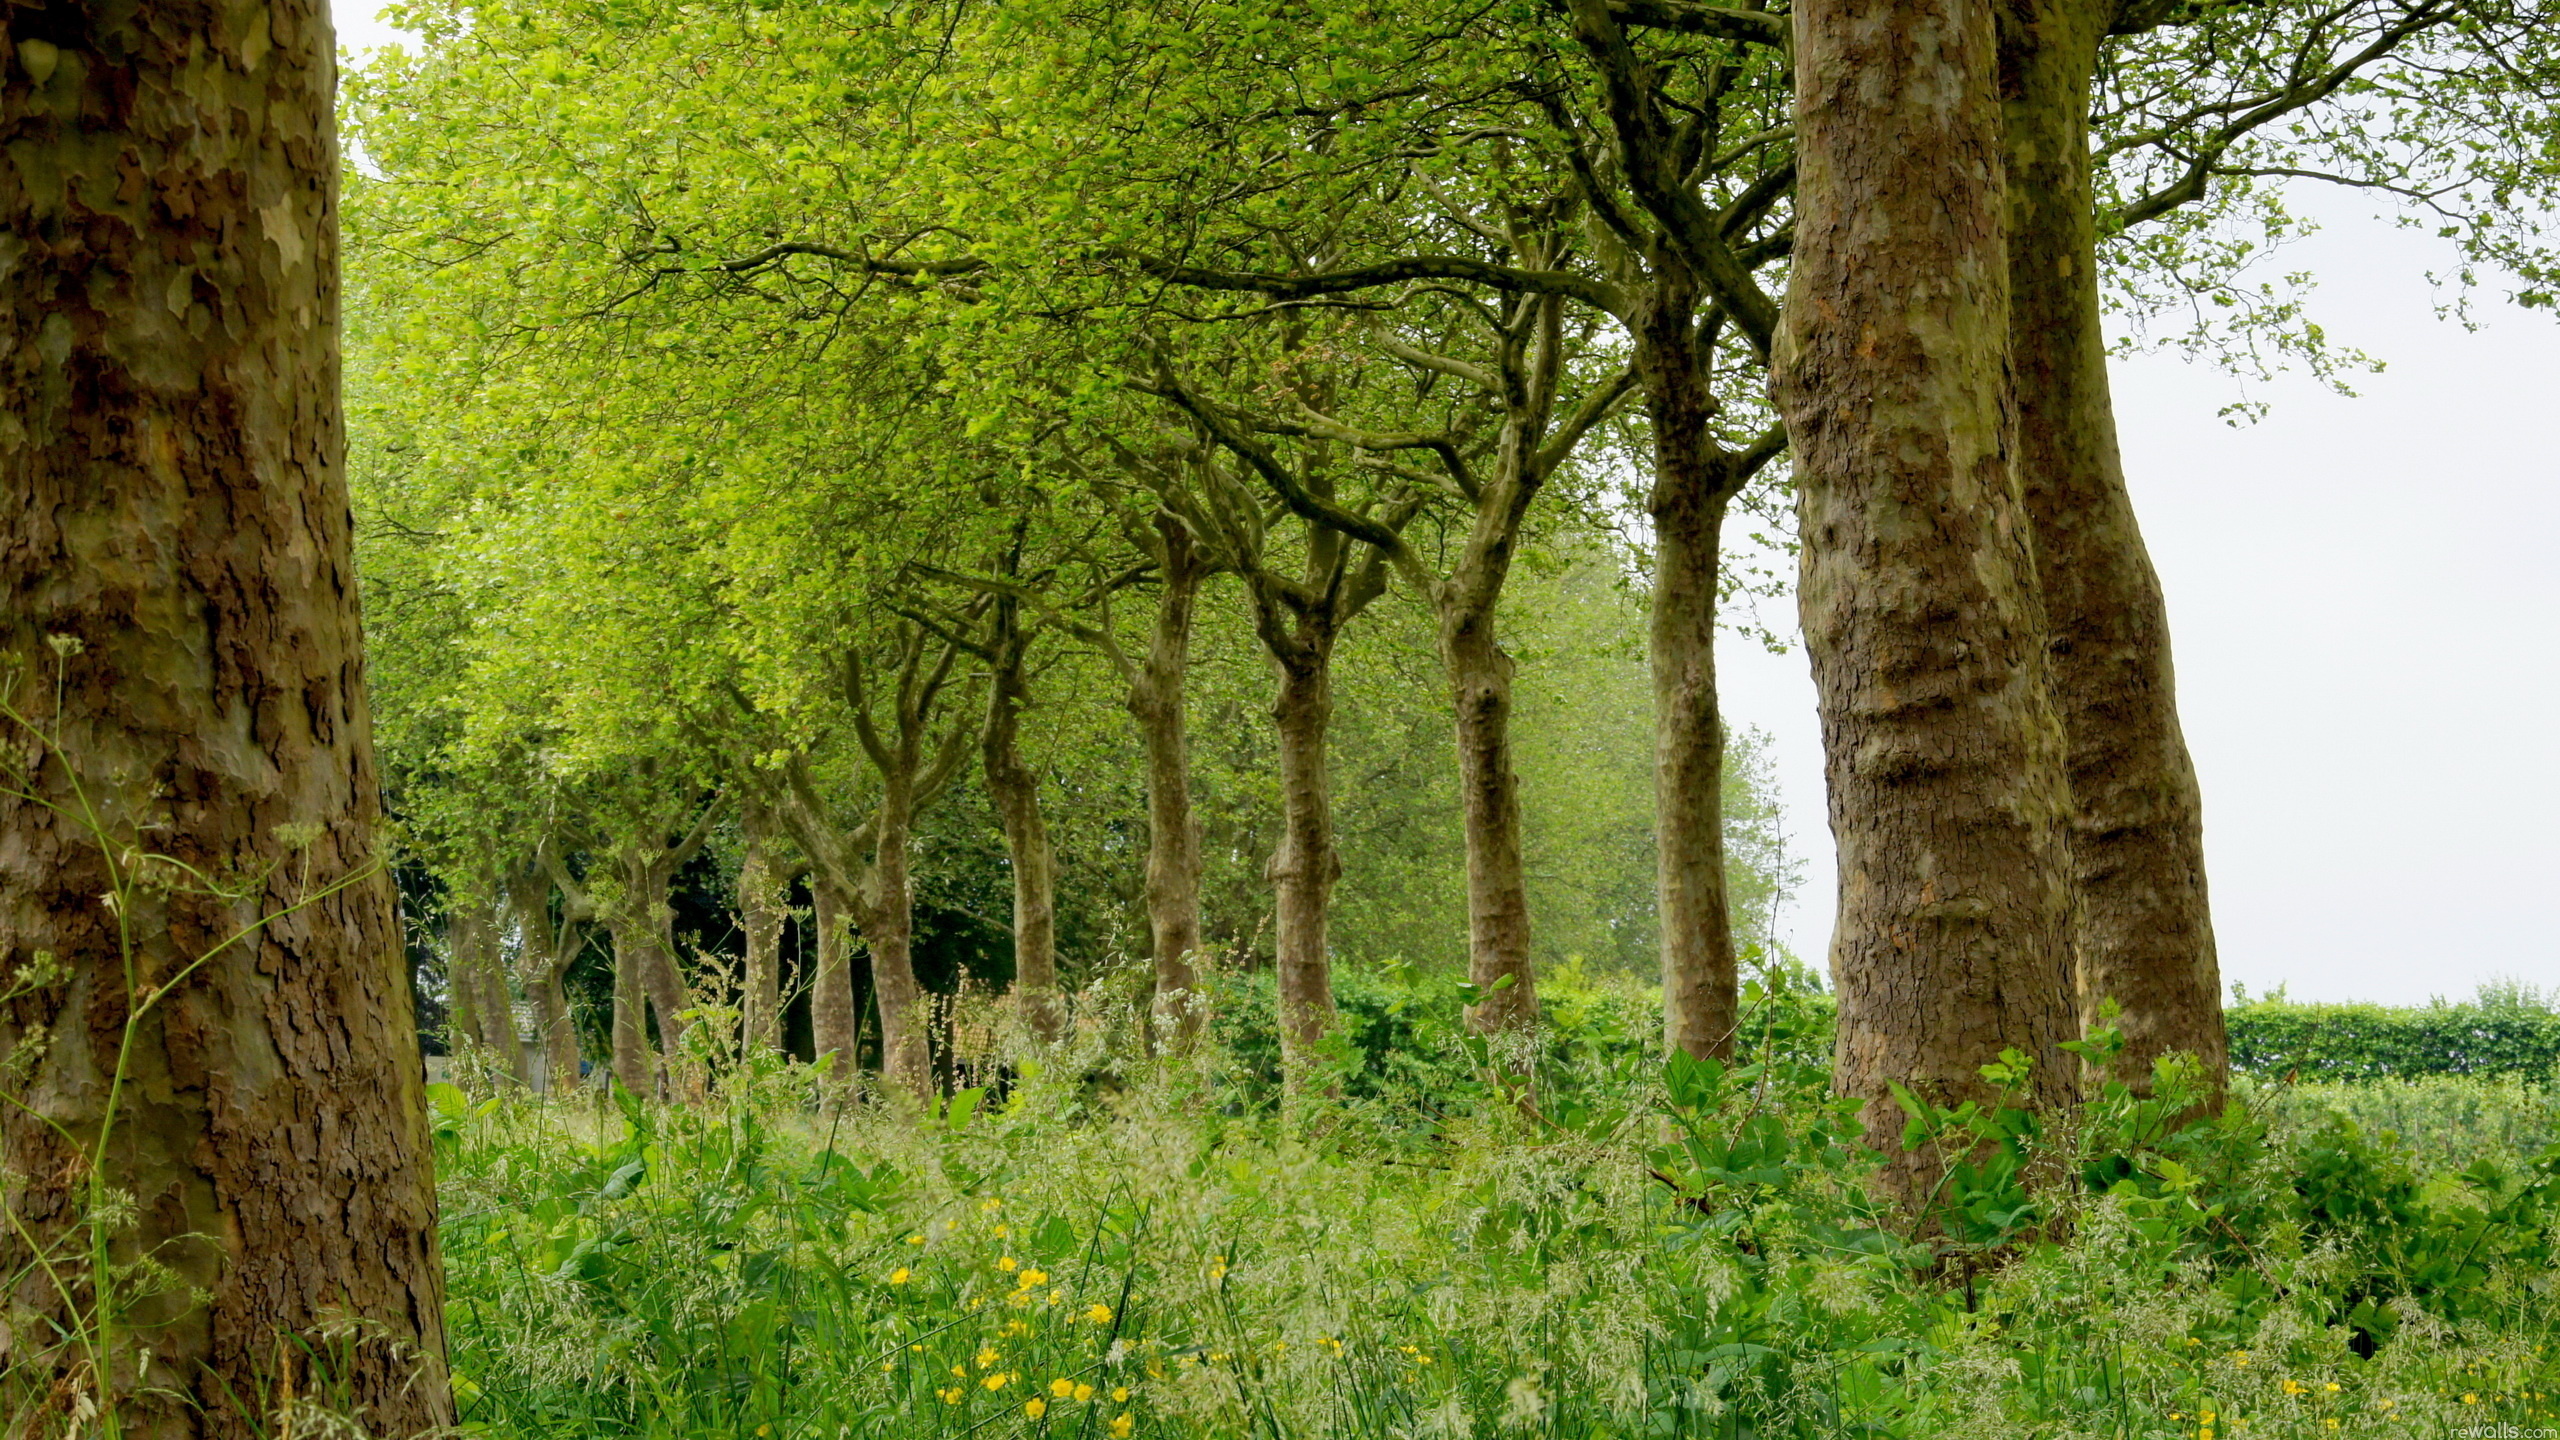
xmin=0 ymin=647 xmax=398 ymax=1434
xmin=409 ymin=978 xmax=2560 ymax=1440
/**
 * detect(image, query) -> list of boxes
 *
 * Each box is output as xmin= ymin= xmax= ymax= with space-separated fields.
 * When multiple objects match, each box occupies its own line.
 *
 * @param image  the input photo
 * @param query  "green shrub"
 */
xmin=2225 ymin=999 xmax=2560 ymax=1081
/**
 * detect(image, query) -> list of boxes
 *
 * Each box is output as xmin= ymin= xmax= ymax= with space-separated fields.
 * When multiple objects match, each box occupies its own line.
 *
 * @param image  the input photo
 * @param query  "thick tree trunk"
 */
xmin=1774 ymin=0 xmax=2080 ymax=1205
xmin=984 ymin=601 xmax=1062 ymax=1042
xmin=2001 ymin=0 xmax=2226 ymax=1088
xmin=1441 ymin=606 xmax=1539 ymax=1037
xmin=738 ymin=800 xmax=787 ymax=1056
xmin=1132 ymin=515 xmax=1207 ymax=1042
xmin=811 ymin=877 xmax=859 ymax=1073
xmin=1268 ymin=650 xmax=1341 ymax=1077
xmin=1647 ymin=437 xmax=1743 ymax=1059
xmin=0 ymin=1 xmax=452 ymax=1429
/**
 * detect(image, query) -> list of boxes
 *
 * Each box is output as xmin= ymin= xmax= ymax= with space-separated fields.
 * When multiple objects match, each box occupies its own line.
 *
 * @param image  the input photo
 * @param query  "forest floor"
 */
xmin=431 ymin=997 xmax=2560 ymax=1439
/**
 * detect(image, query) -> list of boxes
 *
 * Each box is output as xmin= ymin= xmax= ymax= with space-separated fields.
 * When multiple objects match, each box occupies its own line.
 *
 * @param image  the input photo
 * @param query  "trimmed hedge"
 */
xmin=2225 ymin=1001 xmax=2560 ymax=1082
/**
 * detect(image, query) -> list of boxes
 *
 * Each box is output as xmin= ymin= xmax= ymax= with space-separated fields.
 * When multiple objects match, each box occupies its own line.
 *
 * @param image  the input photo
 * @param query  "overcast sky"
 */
xmin=332 ymin=4 xmax=2555 ymax=1008
xmin=1721 ymin=196 xmax=2560 ymax=1007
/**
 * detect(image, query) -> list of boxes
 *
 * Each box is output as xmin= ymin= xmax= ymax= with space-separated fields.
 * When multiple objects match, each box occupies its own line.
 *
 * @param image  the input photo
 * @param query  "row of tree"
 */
xmin=6 ymin=0 xmax=2558 ymax=1431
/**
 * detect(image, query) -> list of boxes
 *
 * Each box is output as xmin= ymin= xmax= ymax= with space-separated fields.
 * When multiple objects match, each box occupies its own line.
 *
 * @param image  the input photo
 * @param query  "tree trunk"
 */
xmin=1132 ymin=514 xmax=1207 ymax=1042
xmin=2001 ymin=0 xmax=2226 ymax=1088
xmin=865 ymin=779 xmax=936 ymax=1100
xmin=0 ymin=1 xmax=453 ymax=1429
xmin=1440 ymin=603 xmax=1539 ymax=1037
xmin=453 ymin=902 xmax=527 ymax=1084
xmin=609 ymin=925 xmax=653 ymax=1097
xmin=984 ymin=599 xmax=1062 ymax=1042
xmin=508 ymin=864 xmax=585 ymax=1090
xmin=1774 ymin=0 xmax=2080 ymax=1206
xmin=811 ymin=876 xmax=859 ymax=1074
xmin=738 ymin=799 xmax=787 ymax=1056
xmin=1643 ymin=345 xmax=1743 ymax=1060
xmin=1268 ymin=649 xmax=1341 ymax=1077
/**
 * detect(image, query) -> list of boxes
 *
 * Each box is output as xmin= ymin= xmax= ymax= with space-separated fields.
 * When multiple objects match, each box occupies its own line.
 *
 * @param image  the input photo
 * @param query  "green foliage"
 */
xmin=2226 ymin=990 xmax=2560 ymax=1082
xmin=431 ymin=1013 xmax=2560 ymax=1439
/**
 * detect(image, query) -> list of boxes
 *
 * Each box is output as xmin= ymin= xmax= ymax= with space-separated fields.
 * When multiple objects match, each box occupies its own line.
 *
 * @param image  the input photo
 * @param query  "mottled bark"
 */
xmin=0 ymin=1 xmax=452 ymax=1430
xmin=1131 ymin=513 xmax=1207 ymax=1042
xmin=610 ymin=929 xmax=649 ymax=1097
xmin=1267 ymin=649 xmax=1341 ymax=1076
xmin=810 ymin=877 xmax=858 ymax=1073
xmin=1442 ymin=596 xmax=1538 ymax=1038
xmin=513 ymin=852 xmax=590 ymax=1089
xmin=737 ymin=798 xmax=787 ymax=1056
xmin=2000 ymin=0 xmax=2226 ymax=1087
xmin=983 ymin=592 xmax=1062 ymax=1043
xmin=1642 ymin=337 xmax=1744 ymax=1060
xmin=859 ymin=777 xmax=934 ymax=1098
xmin=1774 ymin=0 xmax=2080 ymax=1205
xmin=449 ymin=901 xmax=526 ymax=1084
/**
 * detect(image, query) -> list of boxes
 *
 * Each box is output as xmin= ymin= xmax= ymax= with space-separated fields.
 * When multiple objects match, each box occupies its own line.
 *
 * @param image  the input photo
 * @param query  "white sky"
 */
xmin=1723 ymin=193 xmax=2560 ymax=1006
xmin=333 ymin=3 xmax=2555 ymax=1008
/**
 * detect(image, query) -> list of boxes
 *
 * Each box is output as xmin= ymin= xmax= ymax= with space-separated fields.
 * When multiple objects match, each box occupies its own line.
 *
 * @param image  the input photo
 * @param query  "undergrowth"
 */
xmin=431 ymin=977 xmax=2560 ymax=1440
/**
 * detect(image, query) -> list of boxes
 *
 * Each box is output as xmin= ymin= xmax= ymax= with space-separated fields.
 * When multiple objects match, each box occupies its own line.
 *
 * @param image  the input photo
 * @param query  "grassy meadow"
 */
xmin=428 ymin=971 xmax=2560 ymax=1440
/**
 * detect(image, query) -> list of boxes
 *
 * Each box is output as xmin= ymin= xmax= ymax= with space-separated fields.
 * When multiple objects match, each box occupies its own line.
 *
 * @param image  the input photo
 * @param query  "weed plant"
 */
xmin=432 ymin=979 xmax=2560 ymax=1440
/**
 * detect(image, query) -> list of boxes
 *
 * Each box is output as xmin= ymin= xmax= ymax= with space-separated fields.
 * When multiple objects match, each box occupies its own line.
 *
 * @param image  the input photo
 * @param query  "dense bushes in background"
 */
xmin=2225 ymin=983 xmax=2560 ymax=1081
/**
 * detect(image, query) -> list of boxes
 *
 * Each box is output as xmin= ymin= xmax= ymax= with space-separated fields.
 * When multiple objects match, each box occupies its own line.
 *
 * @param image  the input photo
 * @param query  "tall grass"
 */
xmin=431 ymin=978 xmax=2560 ymax=1440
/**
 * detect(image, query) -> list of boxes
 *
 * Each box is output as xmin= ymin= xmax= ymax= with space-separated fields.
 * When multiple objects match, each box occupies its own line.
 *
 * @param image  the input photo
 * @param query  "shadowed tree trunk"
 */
xmin=449 ymin=899 xmax=527 ymax=1084
xmin=738 ymin=797 xmax=789 ymax=1056
xmin=1773 ymin=0 xmax=2081 ymax=1207
xmin=1130 ymin=512 xmax=1209 ymax=1042
xmin=593 ymin=793 xmax=721 ymax=1098
xmin=1646 ymin=409 xmax=1744 ymax=1061
xmin=0 ymin=1 xmax=452 ymax=1430
xmin=513 ymin=850 xmax=592 ymax=1089
xmin=2001 ymin=0 xmax=2226 ymax=1088
xmin=1266 ymin=638 xmax=1343 ymax=1072
xmin=983 ymin=582 xmax=1062 ymax=1043
xmin=810 ymin=876 xmax=858 ymax=1073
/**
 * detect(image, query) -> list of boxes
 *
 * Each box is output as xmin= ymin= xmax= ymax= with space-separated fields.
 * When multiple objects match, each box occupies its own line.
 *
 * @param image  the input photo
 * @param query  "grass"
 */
xmin=429 ymin=975 xmax=2560 ymax=1440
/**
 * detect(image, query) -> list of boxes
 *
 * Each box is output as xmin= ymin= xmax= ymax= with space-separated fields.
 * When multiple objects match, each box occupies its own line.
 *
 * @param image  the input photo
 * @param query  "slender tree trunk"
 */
xmin=811 ymin=877 xmax=859 ymax=1074
xmin=984 ymin=600 xmax=1062 ymax=1042
xmin=866 ymin=778 xmax=936 ymax=1100
xmin=527 ymin=959 xmax=576 ymax=1091
xmin=609 ymin=925 xmax=652 ymax=1096
xmin=1132 ymin=516 xmax=1208 ymax=1042
xmin=2001 ymin=0 xmax=2226 ymax=1087
xmin=1643 ymin=351 xmax=1743 ymax=1060
xmin=0 ymin=2 xmax=453 ymax=1428
xmin=1440 ymin=601 xmax=1539 ymax=1036
xmin=738 ymin=800 xmax=787 ymax=1056
xmin=445 ymin=906 xmax=487 ymax=1067
xmin=1774 ymin=0 xmax=2080 ymax=1206
xmin=1268 ymin=647 xmax=1342 ymax=1077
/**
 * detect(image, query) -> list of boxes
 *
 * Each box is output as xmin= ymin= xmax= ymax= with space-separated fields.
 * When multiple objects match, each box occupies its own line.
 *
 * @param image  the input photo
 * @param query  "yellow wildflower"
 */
xmin=1025 ymin=1398 xmax=1046 ymax=1420
xmin=2282 ymin=1379 xmax=2305 ymax=1395
xmin=1001 ymin=1319 xmax=1032 ymax=1338
xmin=889 ymin=1267 xmax=912 ymax=1285
xmin=1073 ymin=1382 xmax=1095 ymax=1403
xmin=998 ymin=1257 xmax=1019 ymax=1273
xmin=976 ymin=1348 xmax=1000 ymax=1369
xmin=1051 ymin=1378 xmax=1076 ymax=1398
xmin=984 ymin=1372 xmax=1010 ymax=1391
xmin=938 ymin=1386 xmax=963 ymax=1405
xmin=1085 ymin=1303 xmax=1114 ymax=1324
xmin=1019 ymin=1268 xmax=1049 ymax=1288
xmin=907 ymin=1233 xmax=925 ymax=1246
xmin=1109 ymin=1415 xmax=1133 ymax=1439
xmin=1112 ymin=1385 xmax=1131 ymax=1402
xmin=980 ymin=1197 xmax=1003 ymax=1212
